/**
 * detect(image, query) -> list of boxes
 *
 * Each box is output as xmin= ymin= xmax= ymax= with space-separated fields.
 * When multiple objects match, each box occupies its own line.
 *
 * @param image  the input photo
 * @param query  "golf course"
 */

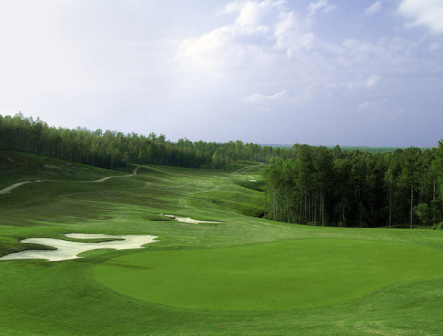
xmin=1 ymin=151 xmax=443 ymax=335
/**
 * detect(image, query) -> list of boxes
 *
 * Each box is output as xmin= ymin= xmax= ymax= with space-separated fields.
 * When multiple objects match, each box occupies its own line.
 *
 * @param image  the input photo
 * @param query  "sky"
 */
xmin=1 ymin=0 xmax=443 ymax=147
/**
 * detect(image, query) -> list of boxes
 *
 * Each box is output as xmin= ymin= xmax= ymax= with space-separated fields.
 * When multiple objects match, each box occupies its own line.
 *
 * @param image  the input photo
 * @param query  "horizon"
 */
xmin=2 ymin=111 xmax=439 ymax=149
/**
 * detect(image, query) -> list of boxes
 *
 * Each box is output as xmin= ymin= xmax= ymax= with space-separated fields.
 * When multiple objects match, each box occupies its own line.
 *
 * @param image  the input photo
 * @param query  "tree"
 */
xmin=297 ymin=145 xmax=314 ymax=224
xmin=334 ymin=159 xmax=352 ymax=227
xmin=314 ymin=147 xmax=333 ymax=225
xmin=400 ymin=147 xmax=422 ymax=229
xmin=414 ymin=203 xmax=430 ymax=227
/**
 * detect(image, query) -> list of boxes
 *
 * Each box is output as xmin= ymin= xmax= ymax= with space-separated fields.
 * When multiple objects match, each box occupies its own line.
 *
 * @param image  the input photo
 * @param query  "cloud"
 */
xmin=366 ymin=75 xmax=381 ymax=88
xmin=242 ymin=74 xmax=380 ymax=108
xmin=307 ymin=0 xmax=337 ymax=18
xmin=162 ymin=0 xmax=442 ymax=146
xmin=177 ymin=0 xmax=315 ymax=74
xmin=243 ymin=90 xmax=287 ymax=104
xmin=323 ymin=36 xmax=420 ymax=73
xmin=358 ymin=99 xmax=389 ymax=113
xmin=235 ymin=0 xmax=281 ymax=27
xmin=365 ymin=1 xmax=382 ymax=16
xmin=328 ymin=75 xmax=381 ymax=93
xmin=398 ymin=0 xmax=443 ymax=34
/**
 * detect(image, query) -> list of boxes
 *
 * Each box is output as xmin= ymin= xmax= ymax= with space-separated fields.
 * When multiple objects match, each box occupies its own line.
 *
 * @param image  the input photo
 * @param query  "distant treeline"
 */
xmin=327 ymin=146 xmax=433 ymax=154
xmin=264 ymin=144 xmax=443 ymax=229
xmin=0 ymin=113 xmax=286 ymax=169
xmin=262 ymin=145 xmax=430 ymax=155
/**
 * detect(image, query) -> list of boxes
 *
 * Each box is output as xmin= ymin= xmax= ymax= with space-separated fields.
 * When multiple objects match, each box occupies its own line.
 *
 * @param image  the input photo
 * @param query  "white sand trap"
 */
xmin=0 ymin=233 xmax=158 ymax=262
xmin=162 ymin=214 xmax=221 ymax=224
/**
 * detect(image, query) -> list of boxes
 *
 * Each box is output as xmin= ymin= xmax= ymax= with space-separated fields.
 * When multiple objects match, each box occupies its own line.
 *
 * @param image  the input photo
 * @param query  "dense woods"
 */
xmin=0 ymin=113 xmax=283 ymax=169
xmin=3 ymin=113 xmax=443 ymax=229
xmin=264 ymin=144 xmax=443 ymax=229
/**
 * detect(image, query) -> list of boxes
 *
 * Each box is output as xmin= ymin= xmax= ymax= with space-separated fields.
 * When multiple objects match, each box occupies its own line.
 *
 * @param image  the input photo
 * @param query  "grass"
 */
xmin=95 ymin=239 xmax=443 ymax=311
xmin=1 ymin=150 xmax=443 ymax=335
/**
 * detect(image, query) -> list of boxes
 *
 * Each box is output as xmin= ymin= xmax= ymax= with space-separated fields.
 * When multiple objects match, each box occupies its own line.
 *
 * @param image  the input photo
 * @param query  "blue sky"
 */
xmin=1 ymin=0 xmax=442 ymax=147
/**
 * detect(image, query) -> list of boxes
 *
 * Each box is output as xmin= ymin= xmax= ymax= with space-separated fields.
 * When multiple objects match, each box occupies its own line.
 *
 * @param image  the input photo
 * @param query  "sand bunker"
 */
xmin=162 ymin=215 xmax=221 ymax=224
xmin=0 ymin=233 xmax=158 ymax=262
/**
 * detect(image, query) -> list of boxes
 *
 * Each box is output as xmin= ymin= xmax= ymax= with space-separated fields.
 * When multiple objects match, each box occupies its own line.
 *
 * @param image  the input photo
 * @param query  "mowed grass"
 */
xmin=2 ymin=152 xmax=443 ymax=335
xmin=95 ymin=239 xmax=443 ymax=311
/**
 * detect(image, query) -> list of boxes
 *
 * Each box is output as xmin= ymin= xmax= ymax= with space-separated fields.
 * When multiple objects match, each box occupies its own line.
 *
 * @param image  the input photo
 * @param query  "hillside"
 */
xmin=0 ymin=150 xmax=131 ymax=189
xmin=1 ymin=152 xmax=443 ymax=335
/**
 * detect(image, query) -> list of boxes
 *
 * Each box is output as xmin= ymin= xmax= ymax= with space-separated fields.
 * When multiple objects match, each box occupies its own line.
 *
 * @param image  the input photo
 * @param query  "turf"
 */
xmin=95 ymin=239 xmax=443 ymax=311
xmin=2 ymin=151 xmax=443 ymax=335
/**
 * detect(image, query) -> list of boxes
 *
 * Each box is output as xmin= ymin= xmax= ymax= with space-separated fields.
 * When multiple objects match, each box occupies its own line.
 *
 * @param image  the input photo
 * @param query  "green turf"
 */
xmin=2 ymin=151 xmax=443 ymax=335
xmin=95 ymin=239 xmax=443 ymax=311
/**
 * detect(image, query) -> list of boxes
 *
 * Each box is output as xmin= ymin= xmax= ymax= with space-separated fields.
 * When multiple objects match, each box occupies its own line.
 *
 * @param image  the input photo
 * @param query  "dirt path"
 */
xmin=0 ymin=166 xmax=142 ymax=195
xmin=233 ymin=163 xmax=263 ymax=174
xmin=0 ymin=182 xmax=33 ymax=195
xmin=81 ymin=166 xmax=141 ymax=183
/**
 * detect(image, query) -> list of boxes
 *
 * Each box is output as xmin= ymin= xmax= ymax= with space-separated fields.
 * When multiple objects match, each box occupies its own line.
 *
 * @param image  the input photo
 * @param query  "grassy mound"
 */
xmin=94 ymin=239 xmax=443 ymax=311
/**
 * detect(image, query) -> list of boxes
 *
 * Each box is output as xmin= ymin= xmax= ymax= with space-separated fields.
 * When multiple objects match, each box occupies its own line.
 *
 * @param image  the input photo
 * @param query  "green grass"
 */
xmin=2 ymin=151 xmax=443 ymax=335
xmin=95 ymin=239 xmax=443 ymax=311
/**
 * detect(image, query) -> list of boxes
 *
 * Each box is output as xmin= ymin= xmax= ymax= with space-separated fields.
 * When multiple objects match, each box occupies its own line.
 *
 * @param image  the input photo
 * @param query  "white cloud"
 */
xmin=243 ymin=90 xmax=287 ymax=103
xmin=307 ymin=0 xmax=337 ymax=18
xmin=219 ymin=1 xmax=245 ymax=15
xmin=398 ymin=0 xmax=443 ymax=34
xmin=365 ymin=2 xmax=382 ymax=16
xmin=358 ymin=101 xmax=370 ymax=110
xmin=177 ymin=0 xmax=319 ymax=75
xmin=275 ymin=11 xmax=315 ymax=55
xmin=328 ymin=75 xmax=381 ymax=92
xmin=235 ymin=0 xmax=277 ymax=27
xmin=323 ymin=36 xmax=420 ymax=73
xmin=358 ymin=99 xmax=389 ymax=112
xmin=366 ymin=75 xmax=381 ymax=88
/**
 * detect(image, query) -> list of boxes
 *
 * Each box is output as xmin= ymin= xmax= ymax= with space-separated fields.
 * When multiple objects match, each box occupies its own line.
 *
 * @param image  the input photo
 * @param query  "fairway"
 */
xmin=94 ymin=239 xmax=443 ymax=311
xmin=4 ymin=157 xmax=443 ymax=335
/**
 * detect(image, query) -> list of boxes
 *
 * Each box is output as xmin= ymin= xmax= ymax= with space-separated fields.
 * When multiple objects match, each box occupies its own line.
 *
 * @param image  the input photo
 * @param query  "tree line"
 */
xmin=5 ymin=113 xmax=442 ymax=229
xmin=264 ymin=144 xmax=443 ymax=229
xmin=0 ymin=113 xmax=285 ymax=169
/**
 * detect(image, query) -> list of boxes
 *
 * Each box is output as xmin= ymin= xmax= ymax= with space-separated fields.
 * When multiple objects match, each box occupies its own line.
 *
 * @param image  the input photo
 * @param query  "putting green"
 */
xmin=94 ymin=239 xmax=443 ymax=311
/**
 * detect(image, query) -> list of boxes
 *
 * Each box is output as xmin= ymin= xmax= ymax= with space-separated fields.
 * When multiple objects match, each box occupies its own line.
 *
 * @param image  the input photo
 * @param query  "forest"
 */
xmin=2 ymin=112 xmax=442 ymax=229
xmin=264 ymin=144 xmax=443 ymax=229
xmin=0 ymin=113 xmax=284 ymax=169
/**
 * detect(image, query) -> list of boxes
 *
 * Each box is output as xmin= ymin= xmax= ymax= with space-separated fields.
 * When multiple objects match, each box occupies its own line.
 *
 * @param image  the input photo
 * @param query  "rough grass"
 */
xmin=1 ymin=153 xmax=443 ymax=335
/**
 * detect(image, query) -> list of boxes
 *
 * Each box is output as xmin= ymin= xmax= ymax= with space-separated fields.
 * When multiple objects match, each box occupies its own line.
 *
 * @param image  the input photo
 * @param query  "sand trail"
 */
xmin=0 ymin=182 xmax=32 ymax=195
xmin=0 ymin=166 xmax=142 ymax=194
